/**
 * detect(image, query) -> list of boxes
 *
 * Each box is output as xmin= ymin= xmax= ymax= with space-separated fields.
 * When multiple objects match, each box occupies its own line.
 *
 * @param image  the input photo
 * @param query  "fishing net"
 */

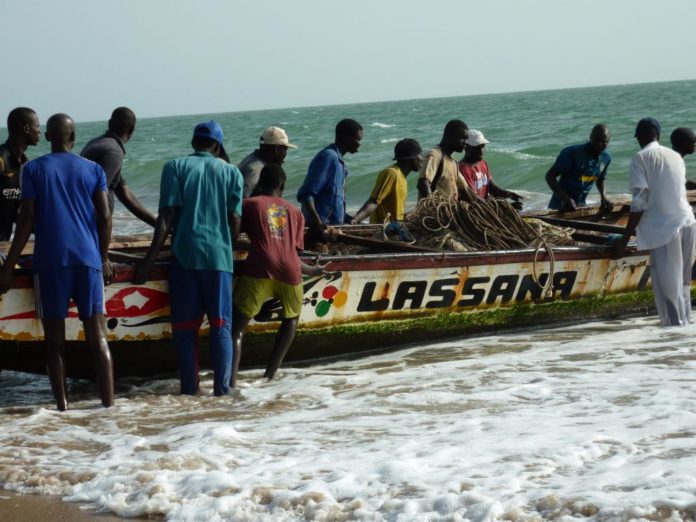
xmin=403 ymin=192 xmax=575 ymax=251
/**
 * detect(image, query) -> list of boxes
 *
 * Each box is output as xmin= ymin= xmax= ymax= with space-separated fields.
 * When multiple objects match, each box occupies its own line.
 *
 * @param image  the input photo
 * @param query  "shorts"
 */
xmin=234 ymin=276 xmax=303 ymax=319
xmin=34 ymin=266 xmax=105 ymax=320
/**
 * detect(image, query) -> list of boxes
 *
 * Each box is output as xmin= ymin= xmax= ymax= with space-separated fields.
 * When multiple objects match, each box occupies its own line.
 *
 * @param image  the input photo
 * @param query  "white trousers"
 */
xmin=649 ymin=223 xmax=696 ymax=326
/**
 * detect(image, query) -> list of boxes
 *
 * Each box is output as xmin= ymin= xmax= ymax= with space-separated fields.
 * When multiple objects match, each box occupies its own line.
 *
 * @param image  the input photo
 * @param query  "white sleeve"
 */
xmin=629 ymin=155 xmax=649 ymax=212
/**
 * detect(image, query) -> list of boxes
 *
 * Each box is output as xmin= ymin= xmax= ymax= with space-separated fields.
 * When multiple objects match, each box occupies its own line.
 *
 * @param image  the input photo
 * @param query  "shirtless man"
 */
xmin=0 ymin=107 xmax=41 ymax=240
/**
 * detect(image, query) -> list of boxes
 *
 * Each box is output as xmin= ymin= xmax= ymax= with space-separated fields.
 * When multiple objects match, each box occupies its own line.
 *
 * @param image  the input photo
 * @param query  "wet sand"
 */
xmin=0 ymin=491 xmax=140 ymax=521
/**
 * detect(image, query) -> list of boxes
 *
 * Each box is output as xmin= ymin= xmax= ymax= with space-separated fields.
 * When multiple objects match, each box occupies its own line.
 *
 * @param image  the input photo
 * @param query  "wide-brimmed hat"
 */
xmin=260 ymin=126 xmax=297 ymax=149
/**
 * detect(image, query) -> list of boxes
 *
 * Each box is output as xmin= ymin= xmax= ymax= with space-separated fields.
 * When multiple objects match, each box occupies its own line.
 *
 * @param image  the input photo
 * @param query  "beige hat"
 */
xmin=260 ymin=126 xmax=297 ymax=149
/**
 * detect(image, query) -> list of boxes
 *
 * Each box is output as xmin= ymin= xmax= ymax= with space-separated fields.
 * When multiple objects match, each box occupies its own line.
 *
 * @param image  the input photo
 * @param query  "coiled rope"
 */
xmin=404 ymin=193 xmax=574 ymax=296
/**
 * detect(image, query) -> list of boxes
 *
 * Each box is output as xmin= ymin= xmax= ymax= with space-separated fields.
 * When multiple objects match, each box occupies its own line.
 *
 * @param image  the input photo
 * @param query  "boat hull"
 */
xmin=0 ymin=244 xmax=668 ymax=378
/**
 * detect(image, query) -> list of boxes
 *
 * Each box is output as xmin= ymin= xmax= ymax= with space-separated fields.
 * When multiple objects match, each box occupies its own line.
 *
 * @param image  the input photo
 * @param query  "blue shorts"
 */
xmin=34 ymin=266 xmax=105 ymax=320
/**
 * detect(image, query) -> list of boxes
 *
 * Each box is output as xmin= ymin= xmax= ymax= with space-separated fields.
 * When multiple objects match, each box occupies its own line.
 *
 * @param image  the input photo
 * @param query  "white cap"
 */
xmin=466 ymin=129 xmax=490 ymax=147
xmin=260 ymin=126 xmax=297 ymax=149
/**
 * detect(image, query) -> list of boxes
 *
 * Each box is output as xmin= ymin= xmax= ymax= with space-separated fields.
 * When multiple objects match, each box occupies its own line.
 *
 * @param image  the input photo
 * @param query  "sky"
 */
xmin=2 ymin=0 xmax=695 ymax=123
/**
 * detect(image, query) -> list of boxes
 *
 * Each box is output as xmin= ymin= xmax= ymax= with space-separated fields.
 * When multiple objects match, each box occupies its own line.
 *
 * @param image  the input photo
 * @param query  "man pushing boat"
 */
xmin=0 ymin=113 xmax=114 ymax=411
xmin=133 ymin=121 xmax=243 ymax=396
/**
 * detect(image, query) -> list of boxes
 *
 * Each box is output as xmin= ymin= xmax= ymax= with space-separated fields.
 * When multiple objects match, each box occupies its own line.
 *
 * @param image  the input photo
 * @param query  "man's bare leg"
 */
xmin=230 ymin=307 xmax=251 ymax=388
xmin=42 ymin=319 xmax=67 ymax=411
xmin=83 ymin=314 xmax=114 ymax=407
xmin=264 ymin=317 xmax=299 ymax=380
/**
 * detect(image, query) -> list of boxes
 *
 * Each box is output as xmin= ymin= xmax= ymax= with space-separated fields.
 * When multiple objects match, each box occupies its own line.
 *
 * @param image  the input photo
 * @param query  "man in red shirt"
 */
xmin=232 ymin=164 xmax=325 ymax=385
xmin=458 ymin=130 xmax=523 ymax=209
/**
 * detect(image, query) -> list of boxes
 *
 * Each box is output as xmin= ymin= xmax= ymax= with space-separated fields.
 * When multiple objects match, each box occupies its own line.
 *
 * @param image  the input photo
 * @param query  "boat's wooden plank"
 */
xmin=335 ymin=231 xmax=439 ymax=253
xmin=537 ymin=216 xmax=626 ymax=235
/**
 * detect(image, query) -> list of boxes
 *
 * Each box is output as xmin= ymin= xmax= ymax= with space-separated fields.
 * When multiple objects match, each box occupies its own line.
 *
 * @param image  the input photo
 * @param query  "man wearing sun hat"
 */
xmin=458 ymin=129 xmax=523 ymax=210
xmin=352 ymin=138 xmax=423 ymax=224
xmin=614 ymin=117 xmax=696 ymax=327
xmin=238 ymin=126 xmax=296 ymax=197
xmin=134 ymin=120 xmax=244 ymax=395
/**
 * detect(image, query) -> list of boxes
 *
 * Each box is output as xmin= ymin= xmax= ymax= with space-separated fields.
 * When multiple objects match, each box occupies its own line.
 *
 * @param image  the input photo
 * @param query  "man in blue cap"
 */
xmin=614 ymin=117 xmax=696 ymax=326
xmin=134 ymin=121 xmax=244 ymax=395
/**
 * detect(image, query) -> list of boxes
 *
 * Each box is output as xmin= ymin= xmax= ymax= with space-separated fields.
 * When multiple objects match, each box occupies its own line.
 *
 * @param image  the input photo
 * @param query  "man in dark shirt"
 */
xmin=238 ymin=126 xmax=296 ymax=197
xmin=81 ymin=107 xmax=156 ymax=227
xmin=0 ymin=107 xmax=41 ymax=240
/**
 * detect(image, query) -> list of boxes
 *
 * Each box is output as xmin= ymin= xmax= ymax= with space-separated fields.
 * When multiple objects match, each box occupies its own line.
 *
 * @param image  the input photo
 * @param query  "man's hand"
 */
xmin=132 ymin=259 xmax=151 ymax=285
xmin=507 ymin=191 xmax=523 ymax=211
xmin=0 ymin=266 xmax=13 ymax=295
xmin=309 ymin=258 xmax=329 ymax=276
xmin=561 ymin=196 xmax=577 ymax=212
xmin=102 ymin=261 xmax=114 ymax=286
xmin=612 ymin=235 xmax=629 ymax=259
xmin=599 ymin=198 xmax=613 ymax=213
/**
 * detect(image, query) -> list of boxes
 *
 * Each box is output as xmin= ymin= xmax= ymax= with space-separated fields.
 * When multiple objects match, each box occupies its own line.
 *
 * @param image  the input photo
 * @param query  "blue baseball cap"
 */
xmin=634 ymin=117 xmax=661 ymax=137
xmin=193 ymin=120 xmax=224 ymax=145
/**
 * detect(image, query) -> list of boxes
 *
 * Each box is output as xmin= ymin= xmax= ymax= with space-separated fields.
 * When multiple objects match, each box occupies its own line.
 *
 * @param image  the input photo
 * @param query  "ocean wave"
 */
xmin=496 ymin=148 xmax=554 ymax=161
xmin=380 ymin=138 xmax=400 ymax=144
xmin=371 ymin=122 xmax=395 ymax=128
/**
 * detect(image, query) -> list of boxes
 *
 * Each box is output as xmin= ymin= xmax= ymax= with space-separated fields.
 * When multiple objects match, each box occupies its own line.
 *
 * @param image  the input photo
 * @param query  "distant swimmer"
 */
xmin=238 ymin=126 xmax=297 ymax=198
xmin=351 ymin=138 xmax=423 ymax=224
xmin=81 ymin=107 xmax=157 ymax=227
xmin=133 ymin=121 xmax=243 ymax=396
xmin=297 ymin=118 xmax=363 ymax=237
xmin=231 ymin=164 xmax=326 ymax=385
xmin=0 ymin=107 xmax=41 ymax=240
xmin=417 ymin=119 xmax=469 ymax=200
xmin=614 ymin=118 xmax=695 ymax=326
xmin=458 ymin=130 xmax=523 ymax=210
xmin=546 ymin=124 xmax=612 ymax=212
xmin=669 ymin=127 xmax=696 ymax=190
xmin=0 ymin=113 xmax=114 ymax=411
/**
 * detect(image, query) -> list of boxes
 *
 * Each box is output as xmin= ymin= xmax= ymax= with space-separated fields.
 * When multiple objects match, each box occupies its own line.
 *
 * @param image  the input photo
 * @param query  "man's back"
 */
xmin=21 ymin=152 xmax=105 ymax=270
xmin=159 ymin=152 xmax=243 ymax=272
xmin=629 ymin=142 xmax=694 ymax=250
xmin=237 ymin=150 xmax=265 ymax=198
xmin=241 ymin=195 xmax=304 ymax=285
xmin=81 ymin=132 xmax=125 ymax=210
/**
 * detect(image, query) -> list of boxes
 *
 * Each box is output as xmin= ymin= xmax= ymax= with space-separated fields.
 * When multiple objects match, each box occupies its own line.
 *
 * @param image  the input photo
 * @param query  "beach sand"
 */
xmin=0 ymin=490 xmax=144 ymax=521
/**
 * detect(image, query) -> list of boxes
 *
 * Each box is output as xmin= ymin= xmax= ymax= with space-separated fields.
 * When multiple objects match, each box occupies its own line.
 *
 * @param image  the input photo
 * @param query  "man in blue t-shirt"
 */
xmin=0 ymin=113 xmax=114 ymax=412
xmin=297 ymin=119 xmax=363 ymax=237
xmin=134 ymin=120 xmax=243 ymax=397
xmin=546 ymin=124 xmax=612 ymax=211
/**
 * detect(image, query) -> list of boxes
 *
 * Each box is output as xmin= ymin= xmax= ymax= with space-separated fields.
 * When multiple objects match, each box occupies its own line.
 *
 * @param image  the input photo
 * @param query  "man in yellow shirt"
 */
xmin=352 ymin=139 xmax=422 ymax=224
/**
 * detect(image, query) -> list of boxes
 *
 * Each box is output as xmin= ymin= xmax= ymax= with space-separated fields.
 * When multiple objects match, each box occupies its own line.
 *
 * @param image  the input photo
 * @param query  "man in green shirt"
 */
xmin=352 ymin=139 xmax=423 ymax=224
xmin=134 ymin=121 xmax=243 ymax=396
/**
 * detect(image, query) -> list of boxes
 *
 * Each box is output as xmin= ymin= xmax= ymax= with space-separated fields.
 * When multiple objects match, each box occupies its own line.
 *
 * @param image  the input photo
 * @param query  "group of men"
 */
xmin=0 ymin=105 xmax=695 ymax=411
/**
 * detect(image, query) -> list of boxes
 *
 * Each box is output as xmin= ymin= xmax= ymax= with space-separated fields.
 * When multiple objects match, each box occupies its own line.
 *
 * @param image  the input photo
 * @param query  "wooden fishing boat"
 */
xmin=0 ymin=200 xmax=685 ymax=378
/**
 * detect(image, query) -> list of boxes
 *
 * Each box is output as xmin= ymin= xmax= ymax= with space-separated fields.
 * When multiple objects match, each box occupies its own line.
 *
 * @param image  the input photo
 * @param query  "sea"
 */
xmin=1 ymin=80 xmax=696 ymax=521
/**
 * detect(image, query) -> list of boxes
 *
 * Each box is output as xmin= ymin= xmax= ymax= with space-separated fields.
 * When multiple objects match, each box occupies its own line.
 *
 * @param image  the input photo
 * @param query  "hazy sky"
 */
xmin=2 ymin=0 xmax=695 ymax=122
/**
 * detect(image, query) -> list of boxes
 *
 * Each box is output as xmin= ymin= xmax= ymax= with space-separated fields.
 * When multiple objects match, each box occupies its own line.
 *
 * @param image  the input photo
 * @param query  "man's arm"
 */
xmin=613 ymin=210 xmax=642 ymax=259
xmin=545 ymin=166 xmax=576 ymax=211
xmin=488 ymin=181 xmax=522 ymax=208
xmin=351 ymin=198 xmax=378 ymax=224
xmin=596 ymin=177 xmax=612 ymax=211
xmin=0 ymin=200 xmax=36 ymax=294
xmin=228 ymin=210 xmax=241 ymax=240
xmin=114 ymin=183 xmax=157 ymax=227
xmin=133 ymin=207 xmax=176 ymax=284
xmin=93 ymin=189 xmax=114 ymax=284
